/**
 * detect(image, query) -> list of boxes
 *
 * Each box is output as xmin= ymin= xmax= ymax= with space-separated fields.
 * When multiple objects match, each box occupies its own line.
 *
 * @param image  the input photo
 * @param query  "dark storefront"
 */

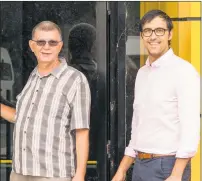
xmin=1 ymin=1 xmax=146 ymax=181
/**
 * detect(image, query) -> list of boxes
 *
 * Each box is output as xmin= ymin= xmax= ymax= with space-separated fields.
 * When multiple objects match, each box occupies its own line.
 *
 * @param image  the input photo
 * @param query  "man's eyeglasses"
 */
xmin=31 ymin=40 xmax=62 ymax=47
xmin=142 ymin=28 xmax=168 ymax=37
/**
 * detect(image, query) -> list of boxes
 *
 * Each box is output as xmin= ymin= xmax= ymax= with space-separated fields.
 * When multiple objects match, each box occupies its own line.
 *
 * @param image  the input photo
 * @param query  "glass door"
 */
xmin=0 ymin=2 xmax=108 ymax=180
xmin=108 ymin=2 xmax=141 ymax=180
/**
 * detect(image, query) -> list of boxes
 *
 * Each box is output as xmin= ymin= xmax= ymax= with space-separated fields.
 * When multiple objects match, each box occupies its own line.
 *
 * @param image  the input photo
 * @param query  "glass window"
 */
xmin=1 ymin=2 xmax=102 ymax=180
xmin=0 ymin=63 xmax=12 ymax=80
xmin=125 ymin=1 xmax=141 ymax=150
xmin=0 ymin=124 xmax=7 ymax=156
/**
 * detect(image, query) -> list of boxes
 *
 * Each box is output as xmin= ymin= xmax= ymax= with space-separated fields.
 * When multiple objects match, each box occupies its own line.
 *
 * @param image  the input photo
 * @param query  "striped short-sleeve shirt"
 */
xmin=12 ymin=59 xmax=91 ymax=178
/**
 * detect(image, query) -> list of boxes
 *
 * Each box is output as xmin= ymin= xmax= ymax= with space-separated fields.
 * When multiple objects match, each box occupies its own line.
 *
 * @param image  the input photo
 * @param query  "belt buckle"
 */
xmin=139 ymin=152 xmax=146 ymax=160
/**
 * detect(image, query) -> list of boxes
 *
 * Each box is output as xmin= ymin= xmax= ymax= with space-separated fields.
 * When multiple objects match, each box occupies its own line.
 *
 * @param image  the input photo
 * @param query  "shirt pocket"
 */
xmin=41 ymin=90 xmax=70 ymax=123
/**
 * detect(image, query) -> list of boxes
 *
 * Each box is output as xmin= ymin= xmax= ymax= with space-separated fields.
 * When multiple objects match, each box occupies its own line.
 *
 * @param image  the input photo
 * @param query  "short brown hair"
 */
xmin=140 ymin=10 xmax=173 ymax=46
xmin=32 ymin=21 xmax=62 ymax=40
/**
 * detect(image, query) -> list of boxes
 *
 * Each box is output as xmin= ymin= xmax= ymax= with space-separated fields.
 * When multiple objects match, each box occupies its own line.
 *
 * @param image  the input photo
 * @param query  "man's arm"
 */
xmin=112 ymin=72 xmax=140 ymax=181
xmin=112 ymin=105 xmax=137 ymax=181
xmin=70 ymin=74 xmax=91 ymax=181
xmin=168 ymin=65 xmax=200 ymax=181
xmin=112 ymin=155 xmax=135 ymax=181
xmin=165 ymin=158 xmax=190 ymax=180
xmin=0 ymin=103 xmax=16 ymax=123
xmin=73 ymin=128 xmax=89 ymax=180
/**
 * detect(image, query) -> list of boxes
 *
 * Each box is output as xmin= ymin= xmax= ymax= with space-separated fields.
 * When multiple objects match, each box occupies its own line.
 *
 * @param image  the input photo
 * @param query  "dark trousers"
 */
xmin=132 ymin=156 xmax=191 ymax=181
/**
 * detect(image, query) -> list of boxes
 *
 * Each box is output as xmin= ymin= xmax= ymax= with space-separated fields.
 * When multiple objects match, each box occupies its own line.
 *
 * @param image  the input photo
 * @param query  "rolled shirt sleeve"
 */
xmin=125 ymin=146 xmax=137 ymax=158
xmin=70 ymin=74 xmax=91 ymax=131
xmin=176 ymin=64 xmax=200 ymax=158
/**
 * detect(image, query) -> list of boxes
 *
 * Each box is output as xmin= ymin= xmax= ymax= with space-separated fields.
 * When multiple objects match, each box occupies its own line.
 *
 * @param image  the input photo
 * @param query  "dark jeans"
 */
xmin=132 ymin=156 xmax=191 ymax=181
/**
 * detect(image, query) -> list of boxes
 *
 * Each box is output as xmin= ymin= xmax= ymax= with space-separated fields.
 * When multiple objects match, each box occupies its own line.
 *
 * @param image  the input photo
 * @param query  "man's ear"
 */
xmin=168 ymin=30 xmax=173 ymax=41
xmin=140 ymin=32 xmax=143 ymax=39
xmin=29 ymin=40 xmax=35 ymax=52
xmin=58 ymin=41 xmax=63 ymax=52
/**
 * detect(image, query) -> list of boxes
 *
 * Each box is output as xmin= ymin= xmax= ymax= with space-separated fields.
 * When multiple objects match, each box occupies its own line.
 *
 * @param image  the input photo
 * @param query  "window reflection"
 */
xmin=1 ymin=2 xmax=99 ymax=180
xmin=125 ymin=2 xmax=141 ymax=147
xmin=0 ymin=63 xmax=12 ymax=81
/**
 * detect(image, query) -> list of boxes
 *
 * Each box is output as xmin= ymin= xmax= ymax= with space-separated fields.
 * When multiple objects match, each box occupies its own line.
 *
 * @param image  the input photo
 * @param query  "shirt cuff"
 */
xmin=175 ymin=150 xmax=197 ymax=158
xmin=124 ymin=146 xmax=137 ymax=158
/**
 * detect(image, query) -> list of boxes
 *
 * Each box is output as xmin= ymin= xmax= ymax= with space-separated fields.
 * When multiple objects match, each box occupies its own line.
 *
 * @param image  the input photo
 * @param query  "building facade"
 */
xmin=0 ymin=1 xmax=201 ymax=181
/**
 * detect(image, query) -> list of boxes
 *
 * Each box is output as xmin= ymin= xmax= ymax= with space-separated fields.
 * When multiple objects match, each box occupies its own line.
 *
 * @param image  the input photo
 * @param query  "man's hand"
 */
xmin=164 ymin=175 xmax=181 ymax=181
xmin=111 ymin=155 xmax=134 ymax=181
xmin=0 ymin=103 xmax=16 ymax=123
xmin=72 ymin=173 xmax=85 ymax=181
xmin=111 ymin=170 xmax=126 ymax=181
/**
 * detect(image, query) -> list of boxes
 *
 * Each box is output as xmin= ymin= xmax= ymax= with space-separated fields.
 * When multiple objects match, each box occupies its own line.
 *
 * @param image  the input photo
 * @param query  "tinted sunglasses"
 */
xmin=31 ymin=39 xmax=62 ymax=47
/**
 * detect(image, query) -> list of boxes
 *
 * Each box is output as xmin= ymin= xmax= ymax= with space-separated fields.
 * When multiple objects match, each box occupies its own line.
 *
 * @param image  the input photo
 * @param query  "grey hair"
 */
xmin=32 ymin=21 xmax=62 ymax=40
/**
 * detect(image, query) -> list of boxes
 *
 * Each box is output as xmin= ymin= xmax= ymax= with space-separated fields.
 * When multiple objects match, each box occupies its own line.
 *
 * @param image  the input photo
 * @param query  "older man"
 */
xmin=0 ymin=21 xmax=91 ymax=181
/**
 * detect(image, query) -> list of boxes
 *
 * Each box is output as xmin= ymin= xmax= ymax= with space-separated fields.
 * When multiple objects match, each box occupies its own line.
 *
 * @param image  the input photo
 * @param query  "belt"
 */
xmin=137 ymin=152 xmax=175 ymax=160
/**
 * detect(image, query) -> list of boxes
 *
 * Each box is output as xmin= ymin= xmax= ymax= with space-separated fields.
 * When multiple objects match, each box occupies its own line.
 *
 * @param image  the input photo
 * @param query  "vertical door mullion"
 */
xmin=96 ymin=2 xmax=108 ymax=181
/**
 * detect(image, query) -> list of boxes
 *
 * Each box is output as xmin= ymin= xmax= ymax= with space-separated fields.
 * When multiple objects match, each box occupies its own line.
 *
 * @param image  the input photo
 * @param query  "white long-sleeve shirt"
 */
xmin=125 ymin=48 xmax=200 ymax=158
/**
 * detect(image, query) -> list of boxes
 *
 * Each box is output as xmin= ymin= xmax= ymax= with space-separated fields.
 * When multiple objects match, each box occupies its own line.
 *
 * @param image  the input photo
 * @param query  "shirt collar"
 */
xmin=145 ymin=48 xmax=174 ymax=68
xmin=51 ymin=57 xmax=68 ymax=79
xmin=31 ymin=57 xmax=68 ymax=79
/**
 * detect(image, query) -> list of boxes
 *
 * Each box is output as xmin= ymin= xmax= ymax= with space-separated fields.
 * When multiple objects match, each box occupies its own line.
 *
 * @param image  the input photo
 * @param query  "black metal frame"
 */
xmin=95 ymin=2 xmax=109 ymax=181
xmin=108 ymin=2 xmax=142 ymax=180
xmin=108 ymin=2 xmax=127 ymax=178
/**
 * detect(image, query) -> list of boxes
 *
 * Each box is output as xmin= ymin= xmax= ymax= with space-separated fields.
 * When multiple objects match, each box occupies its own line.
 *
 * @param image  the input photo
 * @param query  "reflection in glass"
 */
xmin=1 ymin=1 xmax=98 ymax=180
xmin=125 ymin=2 xmax=140 ymax=147
xmin=125 ymin=2 xmax=141 ymax=180
xmin=68 ymin=23 xmax=98 ymax=164
xmin=0 ymin=63 xmax=12 ymax=81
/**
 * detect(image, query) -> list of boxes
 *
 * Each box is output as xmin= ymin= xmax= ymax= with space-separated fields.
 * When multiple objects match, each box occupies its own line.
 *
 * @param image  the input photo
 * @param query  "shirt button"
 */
xmin=24 ymin=131 xmax=26 ymax=134
xmin=23 ymin=149 xmax=26 ymax=151
xmin=27 ymin=117 xmax=30 ymax=119
xmin=32 ymin=102 xmax=34 ymax=105
xmin=36 ymin=90 xmax=38 ymax=92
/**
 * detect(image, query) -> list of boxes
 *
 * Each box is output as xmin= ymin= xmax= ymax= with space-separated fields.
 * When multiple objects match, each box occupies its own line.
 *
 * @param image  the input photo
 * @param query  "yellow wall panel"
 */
xmin=190 ymin=20 xmax=200 ymax=181
xmin=178 ymin=2 xmax=190 ymax=17
xmin=190 ymin=22 xmax=201 ymax=73
xmin=159 ymin=2 xmax=178 ymax=18
xmin=178 ymin=21 xmax=191 ymax=62
xmin=190 ymin=2 xmax=201 ymax=17
xmin=140 ymin=2 xmax=159 ymax=15
xmin=171 ymin=21 xmax=179 ymax=55
xmin=192 ymin=147 xmax=200 ymax=181
xmin=189 ymin=4 xmax=200 ymax=181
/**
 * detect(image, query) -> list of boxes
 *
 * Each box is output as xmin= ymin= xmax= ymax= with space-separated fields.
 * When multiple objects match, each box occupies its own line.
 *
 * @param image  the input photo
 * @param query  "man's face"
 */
xmin=141 ymin=16 xmax=172 ymax=60
xmin=29 ymin=29 xmax=63 ymax=63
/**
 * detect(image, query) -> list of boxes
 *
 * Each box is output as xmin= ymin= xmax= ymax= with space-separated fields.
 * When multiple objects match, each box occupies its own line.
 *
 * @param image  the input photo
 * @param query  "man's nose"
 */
xmin=150 ymin=31 xmax=157 ymax=39
xmin=43 ymin=42 xmax=51 ymax=49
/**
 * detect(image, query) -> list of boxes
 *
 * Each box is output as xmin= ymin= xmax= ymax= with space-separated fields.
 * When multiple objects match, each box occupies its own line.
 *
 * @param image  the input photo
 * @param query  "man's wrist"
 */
xmin=170 ymin=157 xmax=190 ymax=179
xmin=170 ymin=173 xmax=182 ymax=179
xmin=75 ymin=169 xmax=86 ymax=178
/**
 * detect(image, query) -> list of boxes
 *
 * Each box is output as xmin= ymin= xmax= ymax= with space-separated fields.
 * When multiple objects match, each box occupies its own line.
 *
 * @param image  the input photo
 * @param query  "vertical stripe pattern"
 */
xmin=12 ymin=60 xmax=91 ymax=178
